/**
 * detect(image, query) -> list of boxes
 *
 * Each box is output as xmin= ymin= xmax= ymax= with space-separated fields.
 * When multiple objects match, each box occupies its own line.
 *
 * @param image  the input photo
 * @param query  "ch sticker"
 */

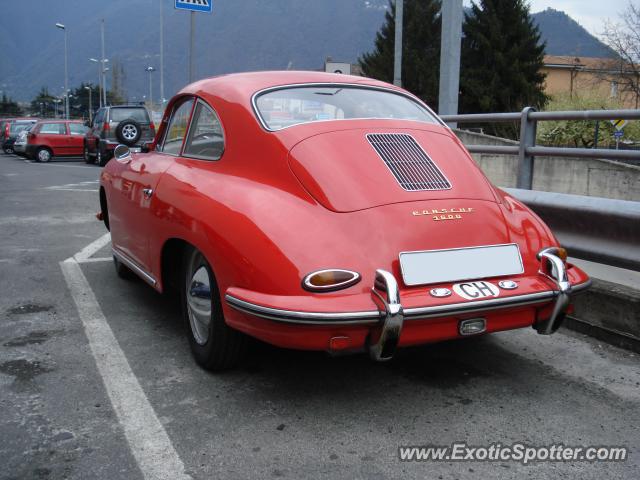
xmin=453 ymin=281 xmax=500 ymax=300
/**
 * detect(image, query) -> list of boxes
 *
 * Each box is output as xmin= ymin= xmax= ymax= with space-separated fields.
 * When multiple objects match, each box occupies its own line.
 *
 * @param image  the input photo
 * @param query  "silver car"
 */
xmin=13 ymin=124 xmax=34 ymax=155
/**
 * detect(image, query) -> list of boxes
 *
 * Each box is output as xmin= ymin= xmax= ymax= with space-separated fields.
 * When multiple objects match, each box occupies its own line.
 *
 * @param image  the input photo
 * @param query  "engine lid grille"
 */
xmin=366 ymin=133 xmax=451 ymax=192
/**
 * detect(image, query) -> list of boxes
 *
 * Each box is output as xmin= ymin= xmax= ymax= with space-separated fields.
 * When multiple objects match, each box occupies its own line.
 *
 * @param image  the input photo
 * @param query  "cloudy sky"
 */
xmin=464 ymin=0 xmax=628 ymax=37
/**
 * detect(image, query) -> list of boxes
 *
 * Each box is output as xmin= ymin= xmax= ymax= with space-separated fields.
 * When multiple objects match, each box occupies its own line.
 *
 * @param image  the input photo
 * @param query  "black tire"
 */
xmin=97 ymin=145 xmax=111 ymax=167
xmin=4 ymin=147 xmax=14 ymax=154
xmin=115 ymin=119 xmax=142 ymax=146
xmin=113 ymin=255 xmax=136 ymax=280
xmin=36 ymin=147 xmax=52 ymax=163
xmin=181 ymin=247 xmax=247 ymax=371
xmin=83 ymin=142 xmax=94 ymax=164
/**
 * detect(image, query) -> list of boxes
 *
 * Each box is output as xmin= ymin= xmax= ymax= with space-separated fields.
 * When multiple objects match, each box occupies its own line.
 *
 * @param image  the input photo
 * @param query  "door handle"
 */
xmin=142 ymin=188 xmax=153 ymax=199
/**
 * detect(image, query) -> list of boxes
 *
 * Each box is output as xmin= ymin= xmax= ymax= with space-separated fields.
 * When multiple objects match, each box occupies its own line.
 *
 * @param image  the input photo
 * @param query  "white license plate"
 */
xmin=399 ymin=244 xmax=523 ymax=286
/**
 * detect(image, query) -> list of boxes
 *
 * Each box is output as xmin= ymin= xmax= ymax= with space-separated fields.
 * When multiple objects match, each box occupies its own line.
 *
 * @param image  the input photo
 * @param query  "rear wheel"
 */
xmin=181 ymin=247 xmax=247 ymax=371
xmin=97 ymin=146 xmax=111 ymax=167
xmin=83 ymin=143 xmax=94 ymax=164
xmin=36 ymin=147 xmax=52 ymax=163
xmin=4 ymin=147 xmax=14 ymax=154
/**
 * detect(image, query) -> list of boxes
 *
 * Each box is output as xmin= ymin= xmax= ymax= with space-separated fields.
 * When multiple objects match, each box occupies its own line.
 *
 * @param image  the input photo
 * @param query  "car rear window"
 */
xmin=10 ymin=122 xmax=36 ymax=134
xmin=254 ymin=85 xmax=439 ymax=131
xmin=109 ymin=108 xmax=149 ymax=123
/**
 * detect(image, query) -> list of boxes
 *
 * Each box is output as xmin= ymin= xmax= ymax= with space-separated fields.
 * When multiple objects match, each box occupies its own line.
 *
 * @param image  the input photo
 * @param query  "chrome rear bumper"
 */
xmin=224 ymin=253 xmax=591 ymax=360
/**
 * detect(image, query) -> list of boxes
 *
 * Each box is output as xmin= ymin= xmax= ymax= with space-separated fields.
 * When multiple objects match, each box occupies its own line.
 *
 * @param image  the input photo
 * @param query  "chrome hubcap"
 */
xmin=122 ymin=125 xmax=137 ymax=140
xmin=38 ymin=150 xmax=50 ymax=161
xmin=187 ymin=264 xmax=212 ymax=345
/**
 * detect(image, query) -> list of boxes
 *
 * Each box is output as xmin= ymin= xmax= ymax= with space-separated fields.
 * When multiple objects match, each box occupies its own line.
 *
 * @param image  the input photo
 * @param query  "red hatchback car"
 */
xmin=26 ymin=120 xmax=89 ymax=162
xmin=99 ymin=71 xmax=590 ymax=371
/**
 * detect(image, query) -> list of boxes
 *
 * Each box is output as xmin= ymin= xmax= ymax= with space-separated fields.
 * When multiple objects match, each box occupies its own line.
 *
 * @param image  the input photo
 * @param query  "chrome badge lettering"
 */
xmin=412 ymin=207 xmax=474 ymax=221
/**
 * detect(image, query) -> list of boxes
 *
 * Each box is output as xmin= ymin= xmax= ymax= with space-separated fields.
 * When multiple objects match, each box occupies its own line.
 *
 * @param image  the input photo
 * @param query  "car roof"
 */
xmin=178 ymin=71 xmax=404 ymax=104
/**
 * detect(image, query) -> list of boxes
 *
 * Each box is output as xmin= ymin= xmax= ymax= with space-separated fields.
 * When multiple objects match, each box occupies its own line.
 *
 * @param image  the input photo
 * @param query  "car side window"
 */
xmin=40 ymin=123 xmax=65 ymax=134
xmin=93 ymin=109 xmax=104 ymax=127
xmin=183 ymin=102 xmax=224 ymax=160
xmin=69 ymin=123 xmax=88 ymax=135
xmin=160 ymin=99 xmax=194 ymax=155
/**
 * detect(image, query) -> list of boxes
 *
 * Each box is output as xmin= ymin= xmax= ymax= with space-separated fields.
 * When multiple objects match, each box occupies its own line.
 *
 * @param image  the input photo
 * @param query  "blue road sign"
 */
xmin=614 ymin=130 xmax=624 ymax=139
xmin=175 ymin=0 xmax=212 ymax=13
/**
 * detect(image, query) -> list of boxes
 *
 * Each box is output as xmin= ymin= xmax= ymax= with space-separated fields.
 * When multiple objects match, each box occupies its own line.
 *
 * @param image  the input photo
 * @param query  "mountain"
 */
xmin=531 ymin=8 xmax=615 ymax=58
xmin=0 ymin=1 xmax=614 ymax=103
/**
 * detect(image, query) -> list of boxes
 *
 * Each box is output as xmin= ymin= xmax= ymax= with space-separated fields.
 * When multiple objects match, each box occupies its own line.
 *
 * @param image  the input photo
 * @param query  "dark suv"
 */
xmin=84 ymin=105 xmax=155 ymax=166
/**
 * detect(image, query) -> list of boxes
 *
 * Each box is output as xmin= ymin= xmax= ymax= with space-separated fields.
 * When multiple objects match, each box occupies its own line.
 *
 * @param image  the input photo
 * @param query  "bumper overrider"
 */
xmin=225 ymin=252 xmax=591 ymax=361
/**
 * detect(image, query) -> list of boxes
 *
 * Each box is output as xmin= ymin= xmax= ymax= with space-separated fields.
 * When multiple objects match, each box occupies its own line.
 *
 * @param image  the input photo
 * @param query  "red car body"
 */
xmin=99 ymin=71 xmax=590 ymax=368
xmin=26 ymin=120 xmax=88 ymax=161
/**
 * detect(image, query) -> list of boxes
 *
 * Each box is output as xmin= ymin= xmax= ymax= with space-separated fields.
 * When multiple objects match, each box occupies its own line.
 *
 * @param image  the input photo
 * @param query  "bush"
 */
xmin=537 ymin=93 xmax=639 ymax=147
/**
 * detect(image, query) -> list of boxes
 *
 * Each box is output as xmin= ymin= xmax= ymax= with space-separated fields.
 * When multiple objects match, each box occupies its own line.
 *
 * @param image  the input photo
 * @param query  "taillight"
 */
xmin=149 ymin=122 xmax=155 ymax=131
xmin=103 ymin=122 xmax=110 ymax=133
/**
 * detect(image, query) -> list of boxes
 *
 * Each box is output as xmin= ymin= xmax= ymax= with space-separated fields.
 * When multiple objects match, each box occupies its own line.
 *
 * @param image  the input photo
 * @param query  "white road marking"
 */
xmin=78 ymin=256 xmax=112 ymax=263
xmin=60 ymin=241 xmax=192 ymax=480
xmin=25 ymin=160 xmax=96 ymax=168
xmin=73 ymin=232 xmax=112 ymax=263
xmin=44 ymin=188 xmax=98 ymax=192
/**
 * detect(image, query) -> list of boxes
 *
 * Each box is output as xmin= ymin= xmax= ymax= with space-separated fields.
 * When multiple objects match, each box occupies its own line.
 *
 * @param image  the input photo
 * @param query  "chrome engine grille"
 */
xmin=366 ymin=133 xmax=451 ymax=191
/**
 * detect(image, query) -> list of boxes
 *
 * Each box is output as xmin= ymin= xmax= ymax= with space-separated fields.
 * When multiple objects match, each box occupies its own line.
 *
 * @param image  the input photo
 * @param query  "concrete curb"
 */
xmin=565 ymin=278 xmax=640 ymax=353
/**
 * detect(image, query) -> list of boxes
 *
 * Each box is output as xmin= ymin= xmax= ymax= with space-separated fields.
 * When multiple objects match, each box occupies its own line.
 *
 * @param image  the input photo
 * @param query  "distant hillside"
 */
xmin=0 ymin=1 xmax=615 ymax=103
xmin=532 ymin=8 xmax=615 ymax=58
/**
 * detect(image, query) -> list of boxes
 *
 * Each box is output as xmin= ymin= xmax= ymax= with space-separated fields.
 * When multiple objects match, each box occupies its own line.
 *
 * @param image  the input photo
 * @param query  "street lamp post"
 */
xmin=84 ymin=85 xmax=93 ymax=123
xmin=90 ymin=58 xmax=108 ymax=108
xmin=146 ymin=66 xmax=156 ymax=109
xmin=55 ymin=23 xmax=69 ymax=119
xmin=101 ymin=19 xmax=107 ymax=107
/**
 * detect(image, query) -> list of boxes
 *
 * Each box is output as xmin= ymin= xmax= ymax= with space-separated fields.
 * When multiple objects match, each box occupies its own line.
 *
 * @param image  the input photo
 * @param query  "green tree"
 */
xmin=359 ymin=0 xmax=442 ymax=106
xmin=460 ymin=0 xmax=548 ymax=138
xmin=30 ymin=87 xmax=56 ymax=117
xmin=0 ymin=94 xmax=22 ymax=116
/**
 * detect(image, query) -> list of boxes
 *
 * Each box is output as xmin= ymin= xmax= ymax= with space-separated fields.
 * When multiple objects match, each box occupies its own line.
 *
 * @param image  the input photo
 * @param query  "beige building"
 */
xmin=542 ymin=55 xmax=640 ymax=108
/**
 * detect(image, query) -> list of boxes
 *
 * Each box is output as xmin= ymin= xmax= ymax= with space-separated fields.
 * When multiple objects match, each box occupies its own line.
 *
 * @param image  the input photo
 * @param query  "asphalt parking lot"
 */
xmin=1 ymin=152 xmax=639 ymax=479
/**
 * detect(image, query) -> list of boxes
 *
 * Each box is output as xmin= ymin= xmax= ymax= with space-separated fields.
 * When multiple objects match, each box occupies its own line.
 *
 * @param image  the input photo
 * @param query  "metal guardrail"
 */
xmin=506 ymin=188 xmax=640 ymax=272
xmin=441 ymin=108 xmax=640 ymax=189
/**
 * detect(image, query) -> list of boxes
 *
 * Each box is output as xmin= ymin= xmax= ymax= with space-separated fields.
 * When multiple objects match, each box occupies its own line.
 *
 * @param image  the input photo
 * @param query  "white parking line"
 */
xmin=60 ymin=238 xmax=192 ymax=480
xmin=73 ymin=232 xmax=112 ymax=263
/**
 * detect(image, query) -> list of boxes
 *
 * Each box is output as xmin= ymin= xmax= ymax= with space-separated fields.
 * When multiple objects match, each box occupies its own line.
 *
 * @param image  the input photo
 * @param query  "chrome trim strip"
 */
xmin=403 ymin=290 xmax=557 ymax=319
xmin=112 ymin=248 xmax=157 ymax=287
xmin=225 ymin=289 xmax=558 ymax=325
xmin=250 ymin=82 xmax=445 ymax=132
xmin=225 ymin=295 xmax=381 ymax=325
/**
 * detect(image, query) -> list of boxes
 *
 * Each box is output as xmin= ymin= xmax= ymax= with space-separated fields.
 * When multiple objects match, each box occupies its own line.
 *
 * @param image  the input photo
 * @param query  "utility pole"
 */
xmin=160 ymin=0 xmax=165 ymax=105
xmin=188 ymin=11 xmax=195 ymax=83
xmin=84 ymin=85 xmax=92 ymax=123
xmin=393 ymin=0 xmax=403 ymax=87
xmin=55 ymin=23 xmax=69 ymax=119
xmin=101 ymin=19 xmax=107 ymax=106
xmin=146 ymin=66 xmax=156 ymax=108
xmin=89 ymin=58 xmax=102 ymax=108
xmin=438 ymin=0 xmax=463 ymax=127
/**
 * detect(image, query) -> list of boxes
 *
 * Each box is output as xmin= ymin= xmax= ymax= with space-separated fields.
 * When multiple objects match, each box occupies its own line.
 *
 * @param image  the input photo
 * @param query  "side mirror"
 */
xmin=141 ymin=142 xmax=150 ymax=153
xmin=114 ymin=144 xmax=132 ymax=163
